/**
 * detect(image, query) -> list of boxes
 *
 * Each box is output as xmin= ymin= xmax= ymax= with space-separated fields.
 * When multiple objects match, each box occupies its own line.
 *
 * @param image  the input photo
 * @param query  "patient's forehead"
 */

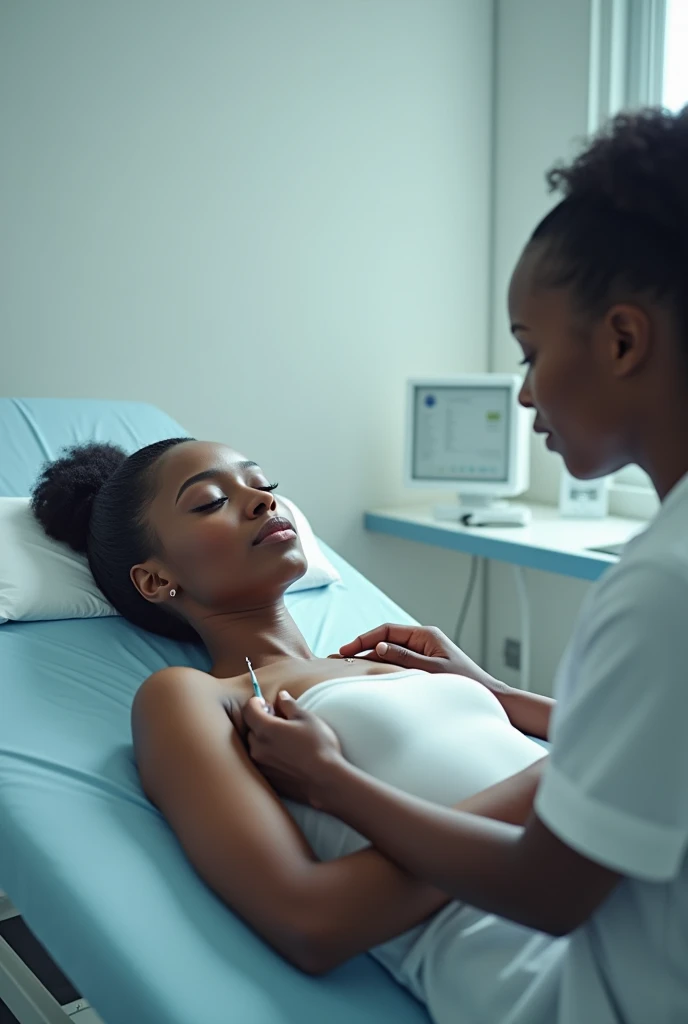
xmin=147 ymin=441 xmax=255 ymax=509
xmin=157 ymin=441 xmax=244 ymax=482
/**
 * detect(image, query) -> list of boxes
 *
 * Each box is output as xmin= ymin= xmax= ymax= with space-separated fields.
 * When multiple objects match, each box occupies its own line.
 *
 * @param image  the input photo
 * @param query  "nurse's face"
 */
xmin=508 ymin=242 xmax=636 ymax=480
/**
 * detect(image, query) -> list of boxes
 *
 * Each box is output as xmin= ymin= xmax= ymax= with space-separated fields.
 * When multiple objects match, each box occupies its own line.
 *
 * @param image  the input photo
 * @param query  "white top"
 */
xmin=527 ymin=469 xmax=688 ymax=1024
xmin=290 ymin=670 xmax=554 ymax=1024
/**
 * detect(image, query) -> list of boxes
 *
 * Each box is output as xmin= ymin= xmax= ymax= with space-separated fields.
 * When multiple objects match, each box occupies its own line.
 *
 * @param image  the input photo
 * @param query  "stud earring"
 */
xmin=169 ymin=589 xmax=177 ymax=598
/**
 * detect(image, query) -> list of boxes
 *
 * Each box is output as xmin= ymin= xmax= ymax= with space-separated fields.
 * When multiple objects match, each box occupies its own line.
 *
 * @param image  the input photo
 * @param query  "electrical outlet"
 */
xmin=504 ymin=637 xmax=521 ymax=671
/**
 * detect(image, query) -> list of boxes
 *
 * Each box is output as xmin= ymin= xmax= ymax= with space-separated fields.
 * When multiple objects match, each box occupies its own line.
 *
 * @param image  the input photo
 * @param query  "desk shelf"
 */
xmin=365 ymin=503 xmax=644 ymax=582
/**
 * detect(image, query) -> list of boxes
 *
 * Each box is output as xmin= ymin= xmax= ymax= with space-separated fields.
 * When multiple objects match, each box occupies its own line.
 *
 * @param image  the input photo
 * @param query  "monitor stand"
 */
xmin=433 ymin=495 xmax=532 ymax=527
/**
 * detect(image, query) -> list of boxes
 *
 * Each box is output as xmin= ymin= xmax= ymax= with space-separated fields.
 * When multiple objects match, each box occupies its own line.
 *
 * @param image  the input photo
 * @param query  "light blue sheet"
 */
xmin=0 ymin=399 xmax=431 ymax=1024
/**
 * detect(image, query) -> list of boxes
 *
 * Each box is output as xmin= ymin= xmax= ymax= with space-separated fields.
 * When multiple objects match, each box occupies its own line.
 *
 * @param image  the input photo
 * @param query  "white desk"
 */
xmin=365 ymin=503 xmax=645 ymax=582
xmin=365 ymin=503 xmax=647 ymax=691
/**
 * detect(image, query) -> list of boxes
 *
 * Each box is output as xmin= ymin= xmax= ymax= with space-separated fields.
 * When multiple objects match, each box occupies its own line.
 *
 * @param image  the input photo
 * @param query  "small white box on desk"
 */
xmin=559 ymin=470 xmax=611 ymax=519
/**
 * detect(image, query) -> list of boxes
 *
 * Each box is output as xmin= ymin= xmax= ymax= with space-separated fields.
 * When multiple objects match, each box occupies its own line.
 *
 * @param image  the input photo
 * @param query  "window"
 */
xmin=663 ymin=0 xmax=688 ymax=110
xmin=589 ymin=0 xmax=688 ymax=140
xmin=589 ymin=0 xmax=686 ymax=515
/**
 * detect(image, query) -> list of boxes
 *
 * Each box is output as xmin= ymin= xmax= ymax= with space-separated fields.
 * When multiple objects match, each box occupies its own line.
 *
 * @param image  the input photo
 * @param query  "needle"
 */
xmin=245 ymin=657 xmax=263 ymax=701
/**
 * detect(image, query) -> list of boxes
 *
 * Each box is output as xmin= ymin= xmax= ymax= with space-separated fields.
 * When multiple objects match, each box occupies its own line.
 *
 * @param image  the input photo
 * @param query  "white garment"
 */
xmin=289 ymin=670 xmax=559 ymax=1024
xmin=524 ymin=469 xmax=688 ymax=1024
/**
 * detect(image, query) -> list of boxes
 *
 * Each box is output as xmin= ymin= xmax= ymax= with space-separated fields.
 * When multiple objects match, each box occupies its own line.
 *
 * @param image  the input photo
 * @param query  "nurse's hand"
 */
xmin=338 ymin=624 xmax=554 ymax=739
xmin=337 ymin=623 xmax=503 ymax=690
xmin=243 ymin=691 xmax=344 ymax=807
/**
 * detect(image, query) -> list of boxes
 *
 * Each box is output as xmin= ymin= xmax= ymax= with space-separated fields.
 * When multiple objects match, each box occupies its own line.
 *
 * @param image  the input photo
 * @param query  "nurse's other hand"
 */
xmin=243 ymin=692 xmax=344 ymax=807
xmin=338 ymin=623 xmax=504 ymax=691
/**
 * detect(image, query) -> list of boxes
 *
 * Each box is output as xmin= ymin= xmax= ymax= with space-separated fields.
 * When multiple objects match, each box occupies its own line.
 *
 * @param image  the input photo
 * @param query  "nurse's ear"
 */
xmin=601 ymin=303 xmax=652 ymax=378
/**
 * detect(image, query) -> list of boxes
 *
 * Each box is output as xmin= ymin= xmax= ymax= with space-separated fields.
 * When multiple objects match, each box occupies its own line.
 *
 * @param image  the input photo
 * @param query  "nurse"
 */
xmin=244 ymin=106 xmax=688 ymax=1023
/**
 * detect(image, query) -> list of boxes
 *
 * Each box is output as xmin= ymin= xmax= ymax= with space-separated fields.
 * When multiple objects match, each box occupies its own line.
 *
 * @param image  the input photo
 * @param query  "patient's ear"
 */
xmin=130 ymin=563 xmax=175 ymax=604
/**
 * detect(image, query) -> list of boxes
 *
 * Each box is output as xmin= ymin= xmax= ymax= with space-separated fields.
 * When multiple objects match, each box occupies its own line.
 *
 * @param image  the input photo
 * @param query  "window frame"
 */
xmin=588 ymin=0 xmax=666 ymax=127
xmin=587 ymin=0 xmax=667 ymax=518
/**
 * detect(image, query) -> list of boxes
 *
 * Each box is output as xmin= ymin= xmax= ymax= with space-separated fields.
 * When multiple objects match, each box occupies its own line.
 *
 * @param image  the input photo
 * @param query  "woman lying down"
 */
xmin=32 ymin=438 xmax=555 ymax=1024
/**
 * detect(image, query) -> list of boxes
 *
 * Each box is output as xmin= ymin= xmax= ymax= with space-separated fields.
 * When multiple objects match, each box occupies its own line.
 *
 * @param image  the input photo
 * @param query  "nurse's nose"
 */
xmin=518 ymin=373 xmax=534 ymax=409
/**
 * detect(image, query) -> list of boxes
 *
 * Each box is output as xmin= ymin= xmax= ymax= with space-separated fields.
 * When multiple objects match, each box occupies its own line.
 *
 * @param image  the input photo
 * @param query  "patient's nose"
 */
xmin=246 ymin=488 xmax=277 ymax=518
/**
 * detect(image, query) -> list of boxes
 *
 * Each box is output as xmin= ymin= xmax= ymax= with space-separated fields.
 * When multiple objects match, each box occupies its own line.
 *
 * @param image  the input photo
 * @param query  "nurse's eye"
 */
xmin=191 ymin=497 xmax=228 ymax=514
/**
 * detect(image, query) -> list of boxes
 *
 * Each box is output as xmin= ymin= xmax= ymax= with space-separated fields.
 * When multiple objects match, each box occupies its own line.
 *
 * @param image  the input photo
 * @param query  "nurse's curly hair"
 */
xmin=531 ymin=105 xmax=688 ymax=347
xmin=31 ymin=437 xmax=201 ymax=644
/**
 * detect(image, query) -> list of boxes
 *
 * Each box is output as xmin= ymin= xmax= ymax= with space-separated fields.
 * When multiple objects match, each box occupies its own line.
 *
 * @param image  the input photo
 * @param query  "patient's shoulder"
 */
xmin=140 ymin=663 xmax=211 ymax=689
xmin=133 ymin=665 xmax=215 ymax=721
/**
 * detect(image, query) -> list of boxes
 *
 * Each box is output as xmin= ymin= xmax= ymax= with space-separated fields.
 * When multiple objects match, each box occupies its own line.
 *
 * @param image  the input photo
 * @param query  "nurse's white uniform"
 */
xmin=289 ymin=471 xmax=688 ymax=1023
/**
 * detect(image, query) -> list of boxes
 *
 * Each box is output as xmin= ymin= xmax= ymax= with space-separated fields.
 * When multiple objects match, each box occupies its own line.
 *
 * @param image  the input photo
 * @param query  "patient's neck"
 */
xmin=195 ymin=600 xmax=315 ymax=680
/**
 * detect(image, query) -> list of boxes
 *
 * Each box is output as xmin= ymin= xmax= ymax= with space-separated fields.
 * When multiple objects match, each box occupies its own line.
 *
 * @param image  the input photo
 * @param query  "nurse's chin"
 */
xmin=545 ymin=435 xmax=610 ymax=481
xmin=561 ymin=458 xmax=613 ymax=482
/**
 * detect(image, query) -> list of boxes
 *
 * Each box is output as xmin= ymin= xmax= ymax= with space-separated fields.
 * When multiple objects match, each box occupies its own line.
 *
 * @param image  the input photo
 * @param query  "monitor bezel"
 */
xmin=404 ymin=375 xmax=530 ymax=497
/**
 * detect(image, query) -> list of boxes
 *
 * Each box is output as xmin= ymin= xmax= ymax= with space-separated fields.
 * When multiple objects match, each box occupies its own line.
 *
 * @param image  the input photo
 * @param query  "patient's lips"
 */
xmin=253 ymin=516 xmax=297 ymax=546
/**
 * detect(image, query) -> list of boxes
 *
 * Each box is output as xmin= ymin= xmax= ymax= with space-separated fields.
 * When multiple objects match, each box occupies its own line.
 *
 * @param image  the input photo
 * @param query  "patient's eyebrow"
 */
xmin=175 ymin=461 xmax=259 ymax=504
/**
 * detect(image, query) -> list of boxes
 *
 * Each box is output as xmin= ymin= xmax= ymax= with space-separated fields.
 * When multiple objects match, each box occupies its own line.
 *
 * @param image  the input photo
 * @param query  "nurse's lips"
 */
xmin=534 ymin=422 xmax=555 ymax=449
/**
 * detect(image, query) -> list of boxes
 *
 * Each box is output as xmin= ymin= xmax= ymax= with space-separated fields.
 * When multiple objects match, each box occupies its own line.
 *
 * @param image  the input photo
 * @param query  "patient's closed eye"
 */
xmin=191 ymin=497 xmax=228 ymax=513
xmin=191 ymin=483 xmax=278 ymax=514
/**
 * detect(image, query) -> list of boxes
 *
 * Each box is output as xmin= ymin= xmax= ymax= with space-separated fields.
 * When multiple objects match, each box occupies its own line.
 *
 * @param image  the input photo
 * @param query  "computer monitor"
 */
xmin=405 ymin=375 xmax=531 ymax=524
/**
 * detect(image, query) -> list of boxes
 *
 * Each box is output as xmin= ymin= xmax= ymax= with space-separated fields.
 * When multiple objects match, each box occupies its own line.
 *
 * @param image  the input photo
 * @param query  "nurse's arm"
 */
xmin=312 ymin=757 xmax=620 ymax=937
xmin=497 ymin=686 xmax=554 ymax=741
xmin=456 ymin=755 xmax=547 ymax=826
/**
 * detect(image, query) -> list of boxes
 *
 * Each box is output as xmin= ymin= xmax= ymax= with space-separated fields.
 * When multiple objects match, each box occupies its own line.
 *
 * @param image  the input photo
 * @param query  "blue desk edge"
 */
xmin=364 ymin=511 xmax=616 ymax=582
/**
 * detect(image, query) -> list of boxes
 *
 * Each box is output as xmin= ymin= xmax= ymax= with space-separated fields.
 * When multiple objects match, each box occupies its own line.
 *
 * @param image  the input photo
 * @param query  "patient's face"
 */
xmin=141 ymin=441 xmax=307 ymax=611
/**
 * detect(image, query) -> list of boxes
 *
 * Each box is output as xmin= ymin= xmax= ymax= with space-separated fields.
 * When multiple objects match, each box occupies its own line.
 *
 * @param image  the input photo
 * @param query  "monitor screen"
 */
xmin=412 ymin=385 xmax=511 ymax=482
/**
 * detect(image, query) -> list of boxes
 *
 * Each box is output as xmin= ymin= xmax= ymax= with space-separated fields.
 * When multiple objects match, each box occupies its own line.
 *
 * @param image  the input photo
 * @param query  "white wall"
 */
xmin=0 ymin=0 xmax=494 ymax=650
xmin=485 ymin=0 xmax=595 ymax=694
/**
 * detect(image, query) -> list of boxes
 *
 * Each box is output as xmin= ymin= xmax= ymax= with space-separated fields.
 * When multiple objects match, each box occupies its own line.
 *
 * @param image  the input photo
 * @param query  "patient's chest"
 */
xmin=287 ymin=670 xmax=544 ymax=862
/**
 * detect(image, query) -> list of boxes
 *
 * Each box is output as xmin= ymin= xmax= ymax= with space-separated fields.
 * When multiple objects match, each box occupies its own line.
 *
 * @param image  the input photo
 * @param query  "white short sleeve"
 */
xmin=536 ymin=557 xmax=688 ymax=882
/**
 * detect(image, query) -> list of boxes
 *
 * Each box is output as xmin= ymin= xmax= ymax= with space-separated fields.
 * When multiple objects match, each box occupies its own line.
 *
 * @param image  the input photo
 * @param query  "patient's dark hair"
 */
xmin=31 ymin=438 xmax=201 ymax=643
xmin=530 ymin=106 xmax=688 ymax=359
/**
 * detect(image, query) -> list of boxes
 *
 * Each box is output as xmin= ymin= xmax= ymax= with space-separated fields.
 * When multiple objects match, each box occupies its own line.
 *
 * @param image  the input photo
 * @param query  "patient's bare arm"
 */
xmin=132 ymin=667 xmax=450 ymax=975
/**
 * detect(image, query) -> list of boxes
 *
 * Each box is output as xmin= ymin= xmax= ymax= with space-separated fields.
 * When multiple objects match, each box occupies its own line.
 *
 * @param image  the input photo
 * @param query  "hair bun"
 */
xmin=31 ymin=442 xmax=127 ymax=553
xmin=547 ymin=107 xmax=688 ymax=242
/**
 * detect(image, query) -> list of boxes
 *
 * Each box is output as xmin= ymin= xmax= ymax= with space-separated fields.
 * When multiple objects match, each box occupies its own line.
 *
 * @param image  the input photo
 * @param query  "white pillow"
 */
xmin=0 ymin=496 xmax=340 ymax=625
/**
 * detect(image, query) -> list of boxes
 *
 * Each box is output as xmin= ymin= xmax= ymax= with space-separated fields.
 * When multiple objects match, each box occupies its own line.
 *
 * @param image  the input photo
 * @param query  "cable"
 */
xmin=512 ymin=565 xmax=531 ymax=691
xmin=454 ymin=555 xmax=480 ymax=647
